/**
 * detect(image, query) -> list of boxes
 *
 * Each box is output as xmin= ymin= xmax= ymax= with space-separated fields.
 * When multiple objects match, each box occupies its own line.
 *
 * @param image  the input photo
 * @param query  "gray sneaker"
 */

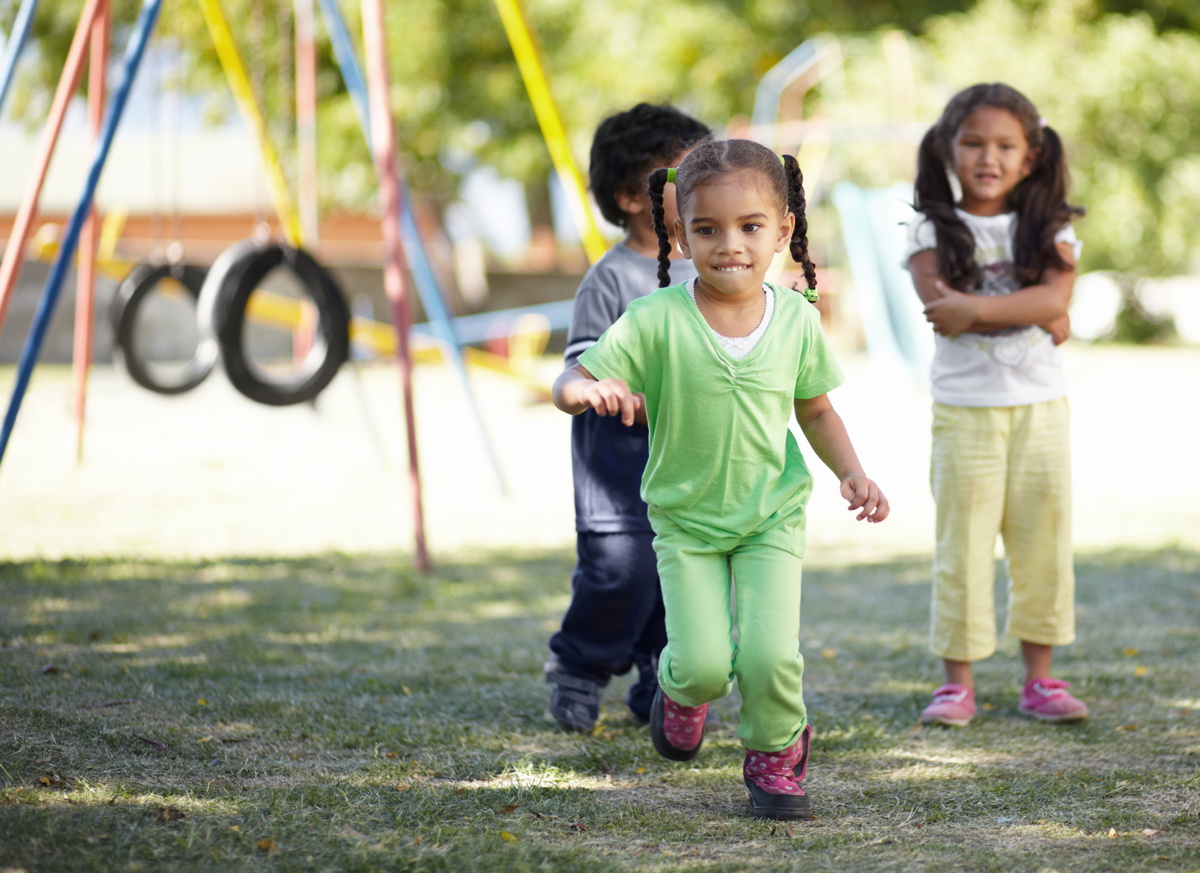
xmin=544 ymin=659 xmax=602 ymax=732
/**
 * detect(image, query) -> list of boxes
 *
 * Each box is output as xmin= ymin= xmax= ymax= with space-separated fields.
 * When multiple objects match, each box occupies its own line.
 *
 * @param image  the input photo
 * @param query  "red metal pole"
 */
xmin=0 ymin=0 xmax=107 ymax=335
xmin=360 ymin=0 xmax=430 ymax=572
xmin=294 ymin=0 xmax=319 ymax=249
xmin=72 ymin=0 xmax=110 ymax=462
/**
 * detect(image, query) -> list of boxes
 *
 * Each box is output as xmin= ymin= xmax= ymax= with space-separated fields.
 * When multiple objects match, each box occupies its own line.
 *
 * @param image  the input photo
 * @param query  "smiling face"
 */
xmin=951 ymin=106 xmax=1038 ymax=216
xmin=673 ymin=170 xmax=795 ymax=301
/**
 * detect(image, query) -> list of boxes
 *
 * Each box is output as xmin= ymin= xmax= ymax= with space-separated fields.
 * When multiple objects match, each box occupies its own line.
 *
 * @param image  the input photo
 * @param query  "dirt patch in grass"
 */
xmin=1 ymin=549 xmax=1198 ymax=872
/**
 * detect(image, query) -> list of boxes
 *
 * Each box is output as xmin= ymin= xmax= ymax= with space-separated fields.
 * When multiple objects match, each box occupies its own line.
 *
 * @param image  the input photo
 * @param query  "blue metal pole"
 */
xmin=0 ymin=0 xmax=39 ymax=114
xmin=316 ymin=0 xmax=508 ymax=493
xmin=0 ymin=0 xmax=164 ymax=465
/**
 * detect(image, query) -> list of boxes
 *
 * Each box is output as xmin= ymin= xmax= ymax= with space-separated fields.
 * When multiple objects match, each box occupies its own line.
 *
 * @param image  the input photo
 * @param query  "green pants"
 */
xmin=650 ymin=511 xmax=807 ymax=752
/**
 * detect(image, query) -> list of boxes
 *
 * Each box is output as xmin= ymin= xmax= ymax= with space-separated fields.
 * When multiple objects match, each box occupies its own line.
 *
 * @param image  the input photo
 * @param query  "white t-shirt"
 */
xmin=904 ymin=209 xmax=1082 ymax=407
xmin=688 ymin=278 xmax=774 ymax=360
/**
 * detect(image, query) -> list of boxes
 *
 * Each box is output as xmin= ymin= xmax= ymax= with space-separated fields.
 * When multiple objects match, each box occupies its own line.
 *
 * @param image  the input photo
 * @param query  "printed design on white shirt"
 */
xmin=903 ymin=208 xmax=1078 ymax=407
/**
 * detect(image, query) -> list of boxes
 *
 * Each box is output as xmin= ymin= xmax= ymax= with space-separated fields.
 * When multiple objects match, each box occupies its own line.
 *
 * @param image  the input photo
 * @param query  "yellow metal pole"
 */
xmin=492 ymin=0 xmax=606 ymax=264
xmin=198 ymin=0 xmax=301 ymax=246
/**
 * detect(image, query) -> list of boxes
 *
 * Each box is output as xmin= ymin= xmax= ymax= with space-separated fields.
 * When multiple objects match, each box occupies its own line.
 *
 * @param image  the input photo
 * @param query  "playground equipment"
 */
xmin=831 ymin=182 xmax=932 ymax=383
xmin=110 ymin=262 xmax=212 ymax=394
xmin=0 ymin=0 xmax=597 ymax=571
xmin=197 ymin=240 xmax=350 ymax=406
xmin=0 ymin=0 xmax=163 ymax=464
xmin=745 ymin=33 xmax=933 ymax=382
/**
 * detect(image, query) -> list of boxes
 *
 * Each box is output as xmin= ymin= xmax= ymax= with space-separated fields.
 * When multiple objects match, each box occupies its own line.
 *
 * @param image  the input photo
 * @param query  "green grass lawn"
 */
xmin=1 ymin=548 xmax=1198 ymax=872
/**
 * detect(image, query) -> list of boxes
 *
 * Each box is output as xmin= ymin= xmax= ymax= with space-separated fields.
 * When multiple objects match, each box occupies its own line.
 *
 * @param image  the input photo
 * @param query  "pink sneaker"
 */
xmin=920 ymin=684 xmax=976 ymax=726
xmin=649 ymin=688 xmax=708 ymax=761
xmin=744 ymin=724 xmax=812 ymax=821
xmin=1019 ymin=678 xmax=1088 ymax=722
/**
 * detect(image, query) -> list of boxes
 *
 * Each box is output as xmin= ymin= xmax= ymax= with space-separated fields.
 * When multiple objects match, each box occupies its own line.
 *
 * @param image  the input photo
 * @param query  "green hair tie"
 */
xmin=666 ymin=167 xmax=677 ymax=184
xmin=802 ymin=287 xmax=819 ymax=303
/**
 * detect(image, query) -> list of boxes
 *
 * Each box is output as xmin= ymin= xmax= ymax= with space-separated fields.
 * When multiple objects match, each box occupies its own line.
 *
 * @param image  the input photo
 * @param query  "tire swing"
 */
xmin=197 ymin=240 xmax=350 ymax=406
xmin=110 ymin=262 xmax=214 ymax=395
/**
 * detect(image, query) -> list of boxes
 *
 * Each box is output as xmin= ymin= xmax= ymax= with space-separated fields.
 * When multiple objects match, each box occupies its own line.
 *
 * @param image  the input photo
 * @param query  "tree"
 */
xmin=4 ymin=0 xmax=974 ymax=211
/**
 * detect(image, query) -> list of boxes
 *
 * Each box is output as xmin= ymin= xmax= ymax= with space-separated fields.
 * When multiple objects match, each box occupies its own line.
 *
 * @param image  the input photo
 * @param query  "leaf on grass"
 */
xmin=385 ymin=751 xmax=399 ymax=758
xmin=568 ymin=822 xmax=587 ymax=832
xmin=156 ymin=807 xmax=185 ymax=823
xmin=197 ymin=736 xmax=214 ymax=744
xmin=395 ymin=783 xmax=410 ymax=792
xmin=412 ymin=836 xmax=421 ymax=846
xmin=500 ymin=831 xmax=517 ymax=842
xmin=981 ymin=703 xmax=996 ymax=711
xmin=341 ymin=825 xmax=366 ymax=839
xmin=1108 ymin=828 xmax=1118 ymax=838
xmin=256 ymin=838 xmax=275 ymax=852
xmin=636 ymin=767 xmax=646 ymax=774
xmin=456 ymin=787 xmax=466 ymax=796
xmin=39 ymin=777 xmax=51 ymax=787
xmin=1115 ymin=724 xmax=1138 ymax=732
xmin=1134 ymin=666 xmax=1148 ymax=677
xmin=820 ymin=648 xmax=838 ymax=659
xmin=785 ymin=825 xmax=795 ymax=839
xmin=1122 ymin=647 xmax=1139 ymax=657
xmin=1142 ymin=828 xmax=1161 ymax=836
xmin=41 ymin=664 xmax=58 ymax=675
xmin=400 ymin=685 xmax=412 ymax=695
xmin=89 ymin=631 xmax=100 ymax=641
xmin=769 ymin=825 xmax=777 ymax=837
xmin=500 ymin=805 xmax=521 ymax=815
xmin=197 ymin=698 xmax=208 ymax=706
xmin=230 ymin=826 xmax=240 ymax=832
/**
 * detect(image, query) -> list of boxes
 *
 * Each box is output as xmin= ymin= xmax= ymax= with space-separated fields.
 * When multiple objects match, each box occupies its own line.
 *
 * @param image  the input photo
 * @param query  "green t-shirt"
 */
xmin=578 ymin=281 xmax=844 ymax=551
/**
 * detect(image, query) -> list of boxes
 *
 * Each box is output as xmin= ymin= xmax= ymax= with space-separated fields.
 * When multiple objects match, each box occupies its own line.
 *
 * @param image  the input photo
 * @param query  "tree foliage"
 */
xmin=5 ymin=0 xmax=971 ymax=209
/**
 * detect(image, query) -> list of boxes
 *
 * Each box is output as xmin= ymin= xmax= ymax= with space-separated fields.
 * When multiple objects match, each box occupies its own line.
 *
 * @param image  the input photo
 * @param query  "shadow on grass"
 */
xmin=1 ymin=548 xmax=1198 ymax=871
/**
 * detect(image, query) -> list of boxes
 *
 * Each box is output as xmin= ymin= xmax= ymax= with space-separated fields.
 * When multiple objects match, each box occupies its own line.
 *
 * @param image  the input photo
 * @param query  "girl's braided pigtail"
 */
xmin=647 ymin=168 xmax=674 ymax=287
xmin=781 ymin=154 xmax=818 ymax=295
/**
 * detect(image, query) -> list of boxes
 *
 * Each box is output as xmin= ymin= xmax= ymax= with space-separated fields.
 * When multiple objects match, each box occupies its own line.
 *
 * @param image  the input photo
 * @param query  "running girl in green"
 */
xmin=552 ymin=139 xmax=889 ymax=821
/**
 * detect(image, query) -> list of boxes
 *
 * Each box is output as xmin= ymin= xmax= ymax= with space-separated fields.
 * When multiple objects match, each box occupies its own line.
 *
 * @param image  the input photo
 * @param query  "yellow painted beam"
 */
xmin=492 ymin=0 xmax=607 ymax=264
xmin=197 ymin=0 xmax=301 ymax=247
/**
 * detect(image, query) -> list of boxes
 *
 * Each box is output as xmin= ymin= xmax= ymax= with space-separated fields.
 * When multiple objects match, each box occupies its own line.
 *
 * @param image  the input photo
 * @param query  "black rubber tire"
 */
xmin=197 ymin=241 xmax=350 ymax=407
xmin=110 ymin=262 xmax=213 ymax=396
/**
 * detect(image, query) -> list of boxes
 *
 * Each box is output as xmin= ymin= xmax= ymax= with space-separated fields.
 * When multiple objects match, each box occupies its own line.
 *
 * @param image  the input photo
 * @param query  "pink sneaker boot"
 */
xmin=919 ymin=684 xmax=976 ymax=727
xmin=1019 ymin=678 xmax=1088 ymax=722
xmin=649 ymin=687 xmax=708 ymax=761
xmin=744 ymin=724 xmax=813 ymax=821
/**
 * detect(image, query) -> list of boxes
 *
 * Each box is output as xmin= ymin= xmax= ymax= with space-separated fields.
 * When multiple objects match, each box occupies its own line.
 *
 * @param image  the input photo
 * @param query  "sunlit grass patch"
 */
xmin=1 ymin=548 xmax=1198 ymax=871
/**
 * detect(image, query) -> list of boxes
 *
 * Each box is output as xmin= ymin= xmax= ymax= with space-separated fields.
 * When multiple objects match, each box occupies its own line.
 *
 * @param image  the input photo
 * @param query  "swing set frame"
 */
xmin=0 ymin=0 xmax=600 ymax=571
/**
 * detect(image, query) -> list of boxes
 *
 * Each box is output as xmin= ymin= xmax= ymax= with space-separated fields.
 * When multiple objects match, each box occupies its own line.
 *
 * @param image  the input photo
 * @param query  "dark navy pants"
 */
xmin=549 ymin=531 xmax=665 ymax=685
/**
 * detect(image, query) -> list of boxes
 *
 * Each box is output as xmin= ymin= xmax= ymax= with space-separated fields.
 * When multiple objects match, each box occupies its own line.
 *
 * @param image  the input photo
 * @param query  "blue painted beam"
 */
xmin=0 ymin=0 xmax=164 ymax=464
xmin=0 ymin=0 xmax=39 ymax=114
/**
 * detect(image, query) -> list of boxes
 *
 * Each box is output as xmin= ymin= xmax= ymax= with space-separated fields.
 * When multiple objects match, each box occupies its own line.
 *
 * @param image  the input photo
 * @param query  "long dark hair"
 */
xmin=646 ymin=139 xmax=817 ymax=292
xmin=914 ymin=83 xmax=1084 ymax=290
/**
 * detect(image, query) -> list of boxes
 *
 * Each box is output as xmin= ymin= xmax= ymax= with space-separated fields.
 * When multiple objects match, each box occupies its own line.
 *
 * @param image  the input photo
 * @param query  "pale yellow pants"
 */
xmin=930 ymin=398 xmax=1075 ymax=662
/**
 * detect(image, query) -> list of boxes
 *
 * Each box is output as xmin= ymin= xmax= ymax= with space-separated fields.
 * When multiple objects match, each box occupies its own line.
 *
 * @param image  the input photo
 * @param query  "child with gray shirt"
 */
xmin=545 ymin=104 xmax=710 ymax=731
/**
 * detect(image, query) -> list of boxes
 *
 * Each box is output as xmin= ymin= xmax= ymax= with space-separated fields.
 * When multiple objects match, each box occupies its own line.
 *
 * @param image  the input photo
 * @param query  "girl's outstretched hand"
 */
xmin=924 ymin=282 xmax=978 ymax=335
xmin=840 ymin=473 xmax=889 ymax=523
xmin=580 ymin=378 xmax=644 ymax=426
